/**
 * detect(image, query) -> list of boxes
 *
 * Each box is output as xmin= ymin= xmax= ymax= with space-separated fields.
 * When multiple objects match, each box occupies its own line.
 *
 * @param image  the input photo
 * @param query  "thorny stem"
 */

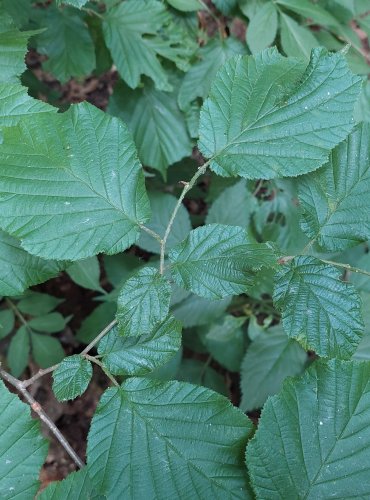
xmin=83 ymin=354 xmax=119 ymax=387
xmin=159 ymin=160 xmax=210 ymax=274
xmin=0 ymin=367 xmax=85 ymax=469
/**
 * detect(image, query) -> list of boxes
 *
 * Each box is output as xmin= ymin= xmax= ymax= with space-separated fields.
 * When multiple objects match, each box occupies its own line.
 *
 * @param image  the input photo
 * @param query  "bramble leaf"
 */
xmin=240 ymin=324 xmax=307 ymax=411
xmin=199 ymin=48 xmax=361 ymax=179
xmin=99 ymin=316 xmax=181 ymax=375
xmin=299 ymin=123 xmax=370 ymax=251
xmin=246 ymin=2 xmax=278 ymax=54
xmin=169 ymin=224 xmax=278 ymax=299
xmin=247 ymin=360 xmax=370 ymax=498
xmin=0 ymin=102 xmax=150 ymax=260
xmin=0 ymin=231 xmax=64 ymax=296
xmin=39 ymin=469 xmax=94 ymax=500
xmin=87 ymin=378 xmax=253 ymax=498
xmin=108 ymin=78 xmax=191 ymax=178
xmin=274 ymin=256 xmax=364 ymax=358
xmin=280 ymin=12 xmax=319 ymax=59
xmin=67 ymin=256 xmax=104 ymax=293
xmin=52 ymin=355 xmax=93 ymax=401
xmin=0 ymin=380 xmax=48 ymax=499
xmin=116 ymin=267 xmax=172 ymax=336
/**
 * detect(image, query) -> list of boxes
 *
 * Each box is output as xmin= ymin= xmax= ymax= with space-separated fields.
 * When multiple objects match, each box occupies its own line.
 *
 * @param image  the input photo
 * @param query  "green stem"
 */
xmin=139 ymin=224 xmax=163 ymax=244
xmin=159 ymin=161 xmax=210 ymax=274
xmin=83 ymin=354 xmax=119 ymax=387
xmin=319 ymin=259 xmax=370 ymax=279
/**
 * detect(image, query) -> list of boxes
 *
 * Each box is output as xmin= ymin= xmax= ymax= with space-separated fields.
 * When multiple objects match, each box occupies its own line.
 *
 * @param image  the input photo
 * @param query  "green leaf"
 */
xmin=87 ymin=378 xmax=253 ymax=498
xmin=240 ymin=324 xmax=307 ymax=411
xmin=199 ymin=48 xmax=361 ymax=179
xmin=116 ymin=267 xmax=172 ymax=336
xmin=7 ymin=326 xmax=30 ymax=377
xmin=212 ymin=0 xmax=237 ymax=14
xmin=31 ymin=333 xmax=65 ymax=368
xmin=166 ymin=0 xmax=202 ymax=11
xmin=0 ymin=102 xmax=150 ymax=260
xmin=299 ymin=123 xmax=370 ymax=252
xmin=103 ymin=0 xmax=192 ymax=91
xmin=108 ymin=78 xmax=191 ymax=178
xmin=36 ymin=6 xmax=96 ymax=82
xmin=0 ymin=83 xmax=55 ymax=129
xmin=56 ymin=0 xmax=88 ymax=7
xmin=177 ymin=358 xmax=228 ymax=396
xmin=38 ymin=469 xmax=95 ymax=500
xmin=0 ymin=231 xmax=64 ymax=296
xmin=206 ymin=180 xmax=256 ymax=227
xmin=354 ymin=81 xmax=370 ymax=124
xmin=52 ymin=355 xmax=93 ymax=401
xmin=169 ymin=224 xmax=277 ymax=299
xmin=76 ymin=301 xmax=116 ymax=344
xmin=98 ymin=315 xmax=181 ymax=375
xmin=246 ymin=2 xmax=278 ymax=54
xmin=0 ymin=309 xmax=14 ymax=339
xmin=171 ymin=292 xmax=232 ymax=327
xmin=274 ymin=255 xmax=364 ymax=359
xmin=276 ymin=0 xmax=340 ymax=27
xmin=199 ymin=315 xmax=246 ymax=371
xmin=67 ymin=256 xmax=104 ymax=293
xmin=280 ymin=12 xmax=319 ymax=59
xmin=28 ymin=312 xmax=67 ymax=333
xmin=0 ymin=380 xmax=48 ymax=499
xmin=138 ymin=192 xmax=191 ymax=254
xmin=247 ymin=359 xmax=370 ymax=498
xmin=18 ymin=292 xmax=63 ymax=316
xmin=178 ymin=37 xmax=245 ymax=112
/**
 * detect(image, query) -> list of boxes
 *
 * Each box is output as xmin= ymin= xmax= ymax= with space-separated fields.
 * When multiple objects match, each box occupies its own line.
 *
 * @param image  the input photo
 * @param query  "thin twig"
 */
xmin=81 ymin=319 xmax=117 ymax=355
xmin=83 ymin=354 xmax=119 ymax=387
xmin=139 ymin=224 xmax=163 ymax=244
xmin=0 ymin=367 xmax=84 ymax=469
xmin=22 ymin=364 xmax=59 ymax=388
xmin=319 ymin=259 xmax=370 ymax=278
xmin=160 ymin=161 xmax=210 ymax=274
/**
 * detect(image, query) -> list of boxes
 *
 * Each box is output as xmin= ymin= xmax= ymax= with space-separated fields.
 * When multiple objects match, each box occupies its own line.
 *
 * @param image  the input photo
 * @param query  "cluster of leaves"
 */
xmin=0 ymin=0 xmax=370 ymax=498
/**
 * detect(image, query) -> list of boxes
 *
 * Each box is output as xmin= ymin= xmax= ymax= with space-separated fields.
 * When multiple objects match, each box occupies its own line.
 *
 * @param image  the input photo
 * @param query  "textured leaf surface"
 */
xmin=36 ymin=7 xmax=95 ymax=82
xmin=87 ymin=378 xmax=253 ymax=499
xmin=206 ymin=180 xmax=255 ymax=227
xmin=0 ymin=380 xmax=48 ymax=499
xmin=274 ymin=256 xmax=364 ymax=358
xmin=240 ymin=324 xmax=307 ymax=411
xmin=138 ymin=192 xmax=191 ymax=254
xmin=299 ymin=123 xmax=370 ymax=251
xmin=0 ymin=102 xmax=150 ymax=260
xmin=99 ymin=316 xmax=181 ymax=375
xmin=199 ymin=48 xmax=361 ymax=179
xmin=116 ymin=267 xmax=171 ymax=336
xmin=0 ymin=231 xmax=64 ymax=296
xmin=178 ymin=37 xmax=245 ymax=111
xmin=52 ymin=355 xmax=93 ymax=401
xmin=169 ymin=224 xmax=277 ymax=299
xmin=39 ymin=469 xmax=94 ymax=500
xmin=56 ymin=0 xmax=88 ymax=7
xmin=103 ymin=0 xmax=192 ymax=91
xmin=108 ymin=79 xmax=191 ymax=177
xmin=0 ymin=15 xmax=34 ymax=82
xmin=247 ymin=360 xmax=370 ymax=499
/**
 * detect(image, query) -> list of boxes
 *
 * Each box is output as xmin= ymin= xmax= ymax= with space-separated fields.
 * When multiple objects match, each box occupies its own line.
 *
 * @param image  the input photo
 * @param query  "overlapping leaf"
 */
xmin=116 ymin=267 xmax=171 ymax=336
xmin=0 ymin=231 xmax=64 ymax=296
xmin=299 ymin=123 xmax=370 ymax=251
xmin=87 ymin=378 xmax=253 ymax=498
xmin=99 ymin=316 xmax=181 ymax=375
xmin=199 ymin=47 xmax=361 ymax=179
xmin=39 ymin=469 xmax=94 ymax=500
xmin=52 ymin=355 xmax=93 ymax=401
xmin=274 ymin=256 xmax=364 ymax=358
xmin=247 ymin=360 xmax=370 ymax=498
xmin=0 ymin=102 xmax=150 ymax=260
xmin=206 ymin=180 xmax=255 ymax=227
xmin=0 ymin=381 xmax=48 ymax=499
xmin=169 ymin=224 xmax=278 ymax=299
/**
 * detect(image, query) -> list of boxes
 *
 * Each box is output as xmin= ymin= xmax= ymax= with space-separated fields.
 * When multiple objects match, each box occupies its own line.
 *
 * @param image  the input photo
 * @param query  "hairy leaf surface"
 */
xmin=299 ymin=123 xmax=370 ymax=251
xmin=87 ymin=378 xmax=253 ymax=498
xmin=52 ymin=355 xmax=93 ymax=401
xmin=0 ymin=102 xmax=150 ymax=260
xmin=274 ymin=256 xmax=364 ymax=358
xmin=0 ymin=381 xmax=48 ymax=499
xmin=99 ymin=316 xmax=181 ymax=375
xmin=247 ymin=360 xmax=370 ymax=498
xmin=116 ymin=267 xmax=171 ymax=336
xmin=169 ymin=224 xmax=277 ymax=299
xmin=199 ymin=48 xmax=361 ymax=179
